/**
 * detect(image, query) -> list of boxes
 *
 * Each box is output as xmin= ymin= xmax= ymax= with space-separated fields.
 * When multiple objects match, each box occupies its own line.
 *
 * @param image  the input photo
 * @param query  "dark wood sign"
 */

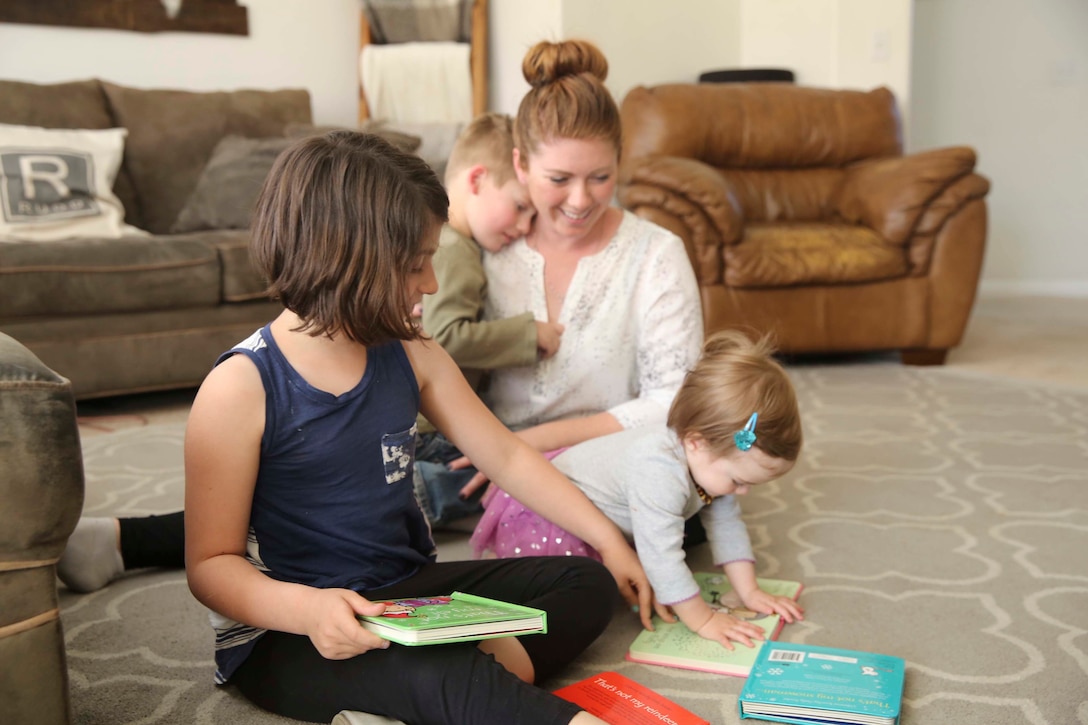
xmin=0 ymin=0 xmax=249 ymax=36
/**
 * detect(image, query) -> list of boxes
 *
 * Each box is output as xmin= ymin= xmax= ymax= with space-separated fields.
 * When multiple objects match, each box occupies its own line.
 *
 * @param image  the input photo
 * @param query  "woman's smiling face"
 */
xmin=515 ymin=136 xmax=618 ymax=242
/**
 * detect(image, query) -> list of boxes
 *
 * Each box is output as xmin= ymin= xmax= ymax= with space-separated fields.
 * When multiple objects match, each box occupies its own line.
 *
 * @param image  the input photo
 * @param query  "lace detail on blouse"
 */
xmin=482 ymin=211 xmax=703 ymax=431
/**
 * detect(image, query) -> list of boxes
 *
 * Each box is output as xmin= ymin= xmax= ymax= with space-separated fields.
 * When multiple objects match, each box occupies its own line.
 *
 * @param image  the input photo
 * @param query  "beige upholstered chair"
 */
xmin=0 ymin=332 xmax=83 ymax=724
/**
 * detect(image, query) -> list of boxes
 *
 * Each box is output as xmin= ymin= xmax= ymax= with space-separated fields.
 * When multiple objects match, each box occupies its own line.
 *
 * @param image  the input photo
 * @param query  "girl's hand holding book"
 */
xmin=303 ymin=588 xmax=391 ymax=660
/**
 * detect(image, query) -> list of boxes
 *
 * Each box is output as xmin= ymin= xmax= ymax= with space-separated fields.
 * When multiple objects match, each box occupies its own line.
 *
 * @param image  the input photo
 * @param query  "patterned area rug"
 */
xmin=62 ymin=364 xmax=1088 ymax=724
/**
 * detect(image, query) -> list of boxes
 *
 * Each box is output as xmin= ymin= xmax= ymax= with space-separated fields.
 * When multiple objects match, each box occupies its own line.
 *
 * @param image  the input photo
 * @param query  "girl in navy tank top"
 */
xmin=184 ymin=131 xmax=656 ymax=724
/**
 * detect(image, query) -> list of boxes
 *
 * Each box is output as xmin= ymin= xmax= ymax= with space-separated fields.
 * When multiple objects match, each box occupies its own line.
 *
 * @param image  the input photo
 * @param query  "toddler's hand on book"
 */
xmin=742 ymin=588 xmax=805 ymax=624
xmin=695 ymin=610 xmax=765 ymax=650
xmin=303 ymin=588 xmax=391 ymax=660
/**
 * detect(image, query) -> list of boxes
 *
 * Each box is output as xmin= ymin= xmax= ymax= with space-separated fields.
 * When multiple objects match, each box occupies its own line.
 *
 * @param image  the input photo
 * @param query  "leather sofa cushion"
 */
xmin=720 ymin=168 xmax=844 ymax=223
xmin=102 ymin=83 xmax=312 ymax=235
xmin=0 ymin=78 xmax=143 ymax=229
xmin=724 ymin=223 xmax=908 ymax=288
xmin=621 ymin=83 xmax=901 ymax=170
xmin=0 ymin=234 xmax=222 ymax=317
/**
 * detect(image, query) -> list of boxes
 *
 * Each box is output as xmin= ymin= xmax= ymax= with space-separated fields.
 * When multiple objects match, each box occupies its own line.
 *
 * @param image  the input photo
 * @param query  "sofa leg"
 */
xmin=901 ymin=348 xmax=948 ymax=366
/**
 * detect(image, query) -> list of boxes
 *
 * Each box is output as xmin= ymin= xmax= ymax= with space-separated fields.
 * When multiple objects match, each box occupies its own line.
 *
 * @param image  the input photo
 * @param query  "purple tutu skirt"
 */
xmin=470 ymin=488 xmax=602 ymax=561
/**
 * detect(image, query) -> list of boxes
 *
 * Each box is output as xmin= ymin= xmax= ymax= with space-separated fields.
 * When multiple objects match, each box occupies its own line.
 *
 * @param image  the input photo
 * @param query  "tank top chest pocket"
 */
xmin=381 ymin=424 xmax=418 ymax=485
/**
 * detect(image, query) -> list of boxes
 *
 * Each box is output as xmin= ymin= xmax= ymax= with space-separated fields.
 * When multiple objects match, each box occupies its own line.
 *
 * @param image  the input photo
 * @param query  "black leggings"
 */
xmin=230 ymin=556 xmax=618 ymax=724
xmin=119 ymin=511 xmax=186 ymax=569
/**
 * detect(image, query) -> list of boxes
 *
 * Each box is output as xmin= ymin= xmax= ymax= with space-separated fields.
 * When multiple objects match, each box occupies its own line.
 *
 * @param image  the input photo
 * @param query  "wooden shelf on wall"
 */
xmin=0 ymin=0 xmax=249 ymax=36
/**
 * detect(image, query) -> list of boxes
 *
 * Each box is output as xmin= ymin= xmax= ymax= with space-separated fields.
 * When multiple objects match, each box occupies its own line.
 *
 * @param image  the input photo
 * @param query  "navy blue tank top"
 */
xmin=209 ymin=325 xmax=435 ymax=682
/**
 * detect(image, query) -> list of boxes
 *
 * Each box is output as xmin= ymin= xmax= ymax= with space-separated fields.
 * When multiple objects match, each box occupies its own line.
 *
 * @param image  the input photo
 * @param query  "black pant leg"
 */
xmin=119 ymin=510 xmax=186 ymax=569
xmin=230 ymin=625 xmax=582 ymax=724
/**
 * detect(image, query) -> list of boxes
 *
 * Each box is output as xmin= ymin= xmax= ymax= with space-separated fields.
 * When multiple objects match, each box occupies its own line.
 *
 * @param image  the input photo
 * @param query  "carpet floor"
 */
xmin=61 ymin=363 xmax=1088 ymax=724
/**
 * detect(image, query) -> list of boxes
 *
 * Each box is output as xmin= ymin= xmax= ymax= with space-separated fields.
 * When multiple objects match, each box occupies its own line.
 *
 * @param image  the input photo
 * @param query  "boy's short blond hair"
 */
xmin=444 ymin=112 xmax=518 ymax=187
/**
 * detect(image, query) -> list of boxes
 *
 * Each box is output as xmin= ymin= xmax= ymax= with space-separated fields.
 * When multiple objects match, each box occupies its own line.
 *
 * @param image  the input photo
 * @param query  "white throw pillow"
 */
xmin=0 ymin=123 xmax=145 ymax=242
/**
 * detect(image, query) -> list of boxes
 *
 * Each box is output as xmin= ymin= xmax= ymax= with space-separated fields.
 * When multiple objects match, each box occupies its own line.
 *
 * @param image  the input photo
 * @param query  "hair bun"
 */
xmin=522 ymin=39 xmax=609 ymax=89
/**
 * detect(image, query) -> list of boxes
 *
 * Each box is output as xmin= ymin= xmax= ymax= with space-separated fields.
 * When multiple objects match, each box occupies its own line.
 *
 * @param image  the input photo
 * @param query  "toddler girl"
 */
xmin=471 ymin=330 xmax=805 ymax=648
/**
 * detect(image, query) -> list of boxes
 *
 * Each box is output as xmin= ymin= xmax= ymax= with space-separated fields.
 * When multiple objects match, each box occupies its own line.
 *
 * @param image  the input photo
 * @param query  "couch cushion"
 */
xmin=0 ymin=234 xmax=222 ymax=317
xmin=0 ymin=78 xmax=142 ymax=229
xmin=101 ymin=83 xmax=312 ymax=235
xmin=0 ymin=124 xmax=144 ymax=242
xmin=172 ymin=136 xmax=294 ymax=233
xmin=724 ymin=223 xmax=908 ymax=288
xmin=621 ymin=84 xmax=902 ymax=171
xmin=204 ymin=230 xmax=269 ymax=302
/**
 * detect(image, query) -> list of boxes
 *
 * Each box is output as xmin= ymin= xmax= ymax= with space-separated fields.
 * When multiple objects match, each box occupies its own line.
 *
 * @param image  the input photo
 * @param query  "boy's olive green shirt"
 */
xmin=417 ymin=224 xmax=537 ymax=433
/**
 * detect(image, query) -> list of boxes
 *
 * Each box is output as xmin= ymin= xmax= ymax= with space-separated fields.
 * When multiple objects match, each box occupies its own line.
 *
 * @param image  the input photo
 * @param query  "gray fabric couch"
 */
xmin=0 ymin=79 xmax=311 ymax=399
xmin=0 ymin=331 xmax=83 ymax=724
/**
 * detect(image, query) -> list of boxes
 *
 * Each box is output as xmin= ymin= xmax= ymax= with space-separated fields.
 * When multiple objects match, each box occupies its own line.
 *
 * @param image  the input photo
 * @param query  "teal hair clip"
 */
xmin=734 ymin=412 xmax=759 ymax=451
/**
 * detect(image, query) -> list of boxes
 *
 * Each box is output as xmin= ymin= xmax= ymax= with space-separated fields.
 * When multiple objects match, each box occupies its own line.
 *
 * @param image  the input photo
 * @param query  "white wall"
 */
xmin=559 ymin=0 xmax=742 ymax=113
xmin=488 ymin=0 xmax=741 ymax=115
xmin=911 ymin=0 xmax=1088 ymax=295
xmin=488 ymin=0 xmax=563 ymax=115
xmin=835 ymin=0 xmax=913 ymax=123
xmin=739 ymin=0 xmax=837 ymax=85
xmin=738 ymin=0 xmax=912 ymax=123
xmin=0 ymin=0 xmax=361 ymax=125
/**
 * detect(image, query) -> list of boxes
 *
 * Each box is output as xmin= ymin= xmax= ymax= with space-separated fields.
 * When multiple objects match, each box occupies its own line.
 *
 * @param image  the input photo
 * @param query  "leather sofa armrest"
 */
xmin=835 ymin=146 xmax=982 ymax=247
xmin=906 ymin=172 xmax=991 ymax=274
xmin=618 ymin=156 xmax=744 ymax=285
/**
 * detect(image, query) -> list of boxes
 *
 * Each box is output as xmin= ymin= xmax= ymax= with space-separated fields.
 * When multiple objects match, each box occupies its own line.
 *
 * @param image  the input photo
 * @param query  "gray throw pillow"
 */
xmin=171 ymin=136 xmax=293 ymax=233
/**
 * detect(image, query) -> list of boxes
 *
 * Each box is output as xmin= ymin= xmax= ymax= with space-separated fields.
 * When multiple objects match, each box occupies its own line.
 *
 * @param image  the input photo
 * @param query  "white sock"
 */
xmin=56 ymin=517 xmax=124 ymax=593
xmin=331 ymin=711 xmax=405 ymax=725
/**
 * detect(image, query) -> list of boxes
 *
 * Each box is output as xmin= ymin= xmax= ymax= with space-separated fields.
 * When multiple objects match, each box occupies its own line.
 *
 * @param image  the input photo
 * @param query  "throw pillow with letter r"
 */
xmin=0 ymin=123 xmax=145 ymax=242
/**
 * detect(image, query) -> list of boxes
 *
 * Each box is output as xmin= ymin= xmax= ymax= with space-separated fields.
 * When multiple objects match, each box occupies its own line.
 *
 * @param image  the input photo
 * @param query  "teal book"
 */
xmin=357 ymin=591 xmax=547 ymax=646
xmin=739 ymin=642 xmax=905 ymax=725
xmin=626 ymin=574 xmax=803 ymax=677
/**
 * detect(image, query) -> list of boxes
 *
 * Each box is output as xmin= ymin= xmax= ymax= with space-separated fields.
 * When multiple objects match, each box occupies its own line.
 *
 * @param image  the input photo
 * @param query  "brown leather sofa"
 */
xmin=618 ymin=83 xmax=990 ymax=364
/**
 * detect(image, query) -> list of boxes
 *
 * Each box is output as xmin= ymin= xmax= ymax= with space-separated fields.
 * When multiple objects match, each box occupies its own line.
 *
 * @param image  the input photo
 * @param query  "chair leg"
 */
xmin=900 ymin=348 xmax=948 ymax=366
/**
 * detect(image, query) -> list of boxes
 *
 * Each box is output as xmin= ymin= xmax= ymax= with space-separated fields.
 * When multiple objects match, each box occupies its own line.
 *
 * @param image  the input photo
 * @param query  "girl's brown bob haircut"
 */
xmin=668 ymin=330 xmax=803 ymax=461
xmin=514 ymin=39 xmax=622 ymax=162
xmin=250 ymin=131 xmax=448 ymax=345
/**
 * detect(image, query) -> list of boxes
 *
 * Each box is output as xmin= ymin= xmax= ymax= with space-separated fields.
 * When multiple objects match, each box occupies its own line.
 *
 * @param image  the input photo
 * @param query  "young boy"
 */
xmin=414 ymin=113 xmax=563 ymax=526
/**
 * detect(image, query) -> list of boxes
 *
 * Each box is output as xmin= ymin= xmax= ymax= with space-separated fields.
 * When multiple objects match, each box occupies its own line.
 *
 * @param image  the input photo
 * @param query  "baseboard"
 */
xmin=979 ymin=279 xmax=1088 ymax=297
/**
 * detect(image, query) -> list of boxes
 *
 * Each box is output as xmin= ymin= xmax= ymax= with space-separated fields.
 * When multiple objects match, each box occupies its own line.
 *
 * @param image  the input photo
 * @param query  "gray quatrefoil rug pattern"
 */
xmin=62 ymin=363 xmax=1088 ymax=724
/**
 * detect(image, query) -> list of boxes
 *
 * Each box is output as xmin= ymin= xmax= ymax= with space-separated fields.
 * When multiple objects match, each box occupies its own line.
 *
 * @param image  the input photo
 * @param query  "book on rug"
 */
xmin=738 ymin=641 xmax=905 ymax=725
xmin=553 ymin=670 xmax=710 ymax=725
xmin=626 ymin=574 xmax=803 ymax=677
xmin=356 ymin=591 xmax=546 ymax=646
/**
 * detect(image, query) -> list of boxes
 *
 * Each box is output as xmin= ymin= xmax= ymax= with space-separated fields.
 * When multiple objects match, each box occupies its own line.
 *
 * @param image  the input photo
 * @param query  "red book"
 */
xmin=553 ymin=671 xmax=710 ymax=725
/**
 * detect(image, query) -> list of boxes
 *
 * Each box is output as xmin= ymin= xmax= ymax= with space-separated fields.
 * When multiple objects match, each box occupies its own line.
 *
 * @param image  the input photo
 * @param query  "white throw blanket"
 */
xmin=360 ymin=41 xmax=473 ymax=124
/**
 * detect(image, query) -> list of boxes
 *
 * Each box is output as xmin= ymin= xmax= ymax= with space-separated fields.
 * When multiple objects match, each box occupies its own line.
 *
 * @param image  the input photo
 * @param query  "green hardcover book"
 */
xmin=626 ymin=574 xmax=803 ymax=677
xmin=357 ymin=591 xmax=547 ymax=646
xmin=739 ymin=641 xmax=905 ymax=725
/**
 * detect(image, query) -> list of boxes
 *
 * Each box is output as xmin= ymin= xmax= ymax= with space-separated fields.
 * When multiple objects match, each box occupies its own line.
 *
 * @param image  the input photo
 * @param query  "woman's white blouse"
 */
xmin=482 ymin=210 xmax=704 ymax=431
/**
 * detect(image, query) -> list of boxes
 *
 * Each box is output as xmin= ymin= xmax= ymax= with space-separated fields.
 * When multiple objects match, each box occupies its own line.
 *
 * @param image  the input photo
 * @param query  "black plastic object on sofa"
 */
xmin=698 ymin=69 xmax=795 ymax=83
